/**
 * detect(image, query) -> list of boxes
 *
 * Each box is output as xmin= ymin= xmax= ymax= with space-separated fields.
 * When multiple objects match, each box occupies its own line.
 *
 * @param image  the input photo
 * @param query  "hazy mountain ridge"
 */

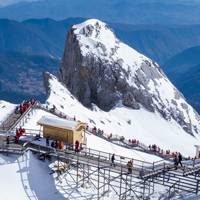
xmin=1 ymin=18 xmax=200 ymax=65
xmin=162 ymin=46 xmax=200 ymax=114
xmin=0 ymin=0 xmax=200 ymax=24
xmin=0 ymin=51 xmax=60 ymax=103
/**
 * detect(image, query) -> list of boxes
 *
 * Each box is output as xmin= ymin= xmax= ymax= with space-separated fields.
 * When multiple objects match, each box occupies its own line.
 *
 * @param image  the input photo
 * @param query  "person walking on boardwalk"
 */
xmin=178 ymin=152 xmax=183 ymax=167
xmin=46 ymin=136 xmax=50 ymax=146
xmin=59 ymin=141 xmax=63 ymax=150
xmin=6 ymin=136 xmax=10 ymax=147
xmin=111 ymin=154 xmax=116 ymax=167
xmin=174 ymin=155 xmax=178 ymax=170
xmin=75 ymin=140 xmax=79 ymax=153
xmin=55 ymin=140 xmax=59 ymax=149
xmin=51 ymin=140 xmax=55 ymax=148
xmin=127 ymin=160 xmax=133 ymax=174
xmin=15 ymin=136 xmax=19 ymax=143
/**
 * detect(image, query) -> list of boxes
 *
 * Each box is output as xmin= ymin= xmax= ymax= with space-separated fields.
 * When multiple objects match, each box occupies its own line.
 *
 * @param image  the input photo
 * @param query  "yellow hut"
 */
xmin=37 ymin=116 xmax=87 ymax=146
xmin=194 ymin=145 xmax=200 ymax=158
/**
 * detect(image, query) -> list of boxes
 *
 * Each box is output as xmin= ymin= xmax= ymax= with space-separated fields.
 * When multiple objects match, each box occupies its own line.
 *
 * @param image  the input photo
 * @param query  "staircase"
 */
xmin=0 ymin=107 xmax=17 ymax=132
xmin=1 ymin=112 xmax=21 ymax=132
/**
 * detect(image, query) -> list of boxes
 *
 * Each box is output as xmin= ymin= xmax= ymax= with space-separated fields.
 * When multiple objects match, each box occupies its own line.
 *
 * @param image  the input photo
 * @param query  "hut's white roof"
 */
xmin=37 ymin=116 xmax=78 ymax=130
xmin=195 ymin=145 xmax=200 ymax=151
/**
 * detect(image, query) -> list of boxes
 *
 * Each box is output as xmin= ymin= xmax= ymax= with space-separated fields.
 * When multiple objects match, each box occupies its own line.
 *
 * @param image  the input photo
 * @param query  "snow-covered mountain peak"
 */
xmin=73 ymin=19 xmax=146 ymax=72
xmin=57 ymin=19 xmax=200 ymax=136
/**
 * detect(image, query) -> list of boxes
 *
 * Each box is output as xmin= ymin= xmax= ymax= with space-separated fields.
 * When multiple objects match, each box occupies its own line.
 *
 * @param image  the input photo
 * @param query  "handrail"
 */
xmin=1 ymin=141 xmax=200 ymax=179
xmin=27 ymin=142 xmax=152 ymax=169
xmin=0 ymin=107 xmax=16 ymax=127
xmin=8 ymin=102 xmax=38 ymax=132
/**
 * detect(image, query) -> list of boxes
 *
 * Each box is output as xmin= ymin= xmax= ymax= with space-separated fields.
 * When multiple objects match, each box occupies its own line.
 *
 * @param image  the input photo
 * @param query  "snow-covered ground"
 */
xmin=0 ymin=100 xmax=16 ymax=123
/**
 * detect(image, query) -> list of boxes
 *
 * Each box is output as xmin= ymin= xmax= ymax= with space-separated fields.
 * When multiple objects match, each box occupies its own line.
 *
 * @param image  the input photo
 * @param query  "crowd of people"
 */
xmin=45 ymin=136 xmax=64 ymax=150
xmin=86 ymin=124 xmax=195 ymax=161
xmin=45 ymin=137 xmax=81 ymax=153
xmin=16 ymin=99 xmax=38 ymax=116
xmin=128 ymin=139 xmax=139 ymax=145
xmin=15 ymin=127 xmax=26 ymax=143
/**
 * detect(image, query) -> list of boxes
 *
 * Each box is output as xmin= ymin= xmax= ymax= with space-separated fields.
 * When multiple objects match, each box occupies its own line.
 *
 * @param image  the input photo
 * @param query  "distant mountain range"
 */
xmin=0 ymin=0 xmax=38 ymax=7
xmin=0 ymin=0 xmax=200 ymax=24
xmin=1 ymin=18 xmax=200 ymax=64
xmin=0 ymin=18 xmax=85 ymax=59
xmin=161 ymin=46 xmax=200 ymax=113
xmin=0 ymin=51 xmax=60 ymax=103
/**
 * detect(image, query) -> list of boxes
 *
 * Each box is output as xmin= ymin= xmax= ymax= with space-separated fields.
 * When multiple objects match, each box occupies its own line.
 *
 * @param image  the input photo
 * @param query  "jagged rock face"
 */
xmin=57 ymin=19 xmax=200 ymax=135
xmin=43 ymin=70 xmax=55 ymax=100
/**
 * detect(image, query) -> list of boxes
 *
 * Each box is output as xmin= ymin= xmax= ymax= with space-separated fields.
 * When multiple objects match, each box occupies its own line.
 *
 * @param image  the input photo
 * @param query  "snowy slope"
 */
xmin=0 ymin=151 xmax=66 ymax=200
xmin=0 ymin=100 xmax=16 ymax=123
xmin=45 ymin=72 xmax=200 ymax=158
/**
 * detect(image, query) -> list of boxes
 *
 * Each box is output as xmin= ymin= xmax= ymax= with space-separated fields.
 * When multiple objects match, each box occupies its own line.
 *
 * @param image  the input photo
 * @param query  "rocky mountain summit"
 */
xmin=57 ymin=19 xmax=200 ymax=136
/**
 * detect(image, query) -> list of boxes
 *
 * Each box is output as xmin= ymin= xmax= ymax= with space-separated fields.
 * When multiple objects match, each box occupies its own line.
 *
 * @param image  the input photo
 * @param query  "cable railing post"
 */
xmin=120 ymin=164 xmax=122 ymax=198
xmin=196 ymin=180 xmax=199 ymax=195
xmin=57 ymin=152 xmax=59 ymax=178
xmin=98 ymin=157 xmax=100 ymax=200
xmin=183 ymin=165 xmax=185 ymax=175
xmin=77 ymin=151 xmax=79 ymax=191
xmin=87 ymin=155 xmax=89 ymax=182
xmin=141 ymin=164 xmax=144 ymax=178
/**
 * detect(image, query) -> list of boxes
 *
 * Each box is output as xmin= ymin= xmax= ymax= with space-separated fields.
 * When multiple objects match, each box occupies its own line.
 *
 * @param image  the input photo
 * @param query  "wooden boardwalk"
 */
xmin=2 ymin=113 xmax=21 ymax=132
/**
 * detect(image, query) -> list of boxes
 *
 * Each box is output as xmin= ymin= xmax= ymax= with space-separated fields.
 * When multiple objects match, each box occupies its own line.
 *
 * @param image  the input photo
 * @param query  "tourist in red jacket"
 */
xmin=75 ymin=140 xmax=79 ymax=153
xmin=20 ymin=106 xmax=24 ymax=116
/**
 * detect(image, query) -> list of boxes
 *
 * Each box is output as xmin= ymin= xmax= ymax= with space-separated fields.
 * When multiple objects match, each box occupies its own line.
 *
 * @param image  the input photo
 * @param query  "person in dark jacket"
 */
xmin=15 ymin=136 xmax=19 ymax=143
xmin=6 ymin=136 xmax=10 ymax=147
xmin=178 ymin=152 xmax=182 ymax=167
xmin=51 ymin=141 xmax=55 ymax=148
xmin=46 ymin=136 xmax=50 ymax=146
xmin=111 ymin=154 xmax=116 ymax=167
xmin=174 ymin=155 xmax=178 ymax=170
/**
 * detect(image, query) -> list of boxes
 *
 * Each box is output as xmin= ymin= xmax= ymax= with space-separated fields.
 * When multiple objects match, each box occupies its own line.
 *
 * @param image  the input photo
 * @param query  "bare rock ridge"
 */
xmin=55 ymin=19 xmax=200 ymax=135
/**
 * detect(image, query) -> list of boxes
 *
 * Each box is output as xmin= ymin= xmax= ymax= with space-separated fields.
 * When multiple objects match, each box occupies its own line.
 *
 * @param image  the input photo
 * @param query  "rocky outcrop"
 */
xmin=43 ymin=71 xmax=53 ymax=100
xmin=57 ymin=19 xmax=200 ymax=135
xmin=122 ymin=92 xmax=140 ymax=110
